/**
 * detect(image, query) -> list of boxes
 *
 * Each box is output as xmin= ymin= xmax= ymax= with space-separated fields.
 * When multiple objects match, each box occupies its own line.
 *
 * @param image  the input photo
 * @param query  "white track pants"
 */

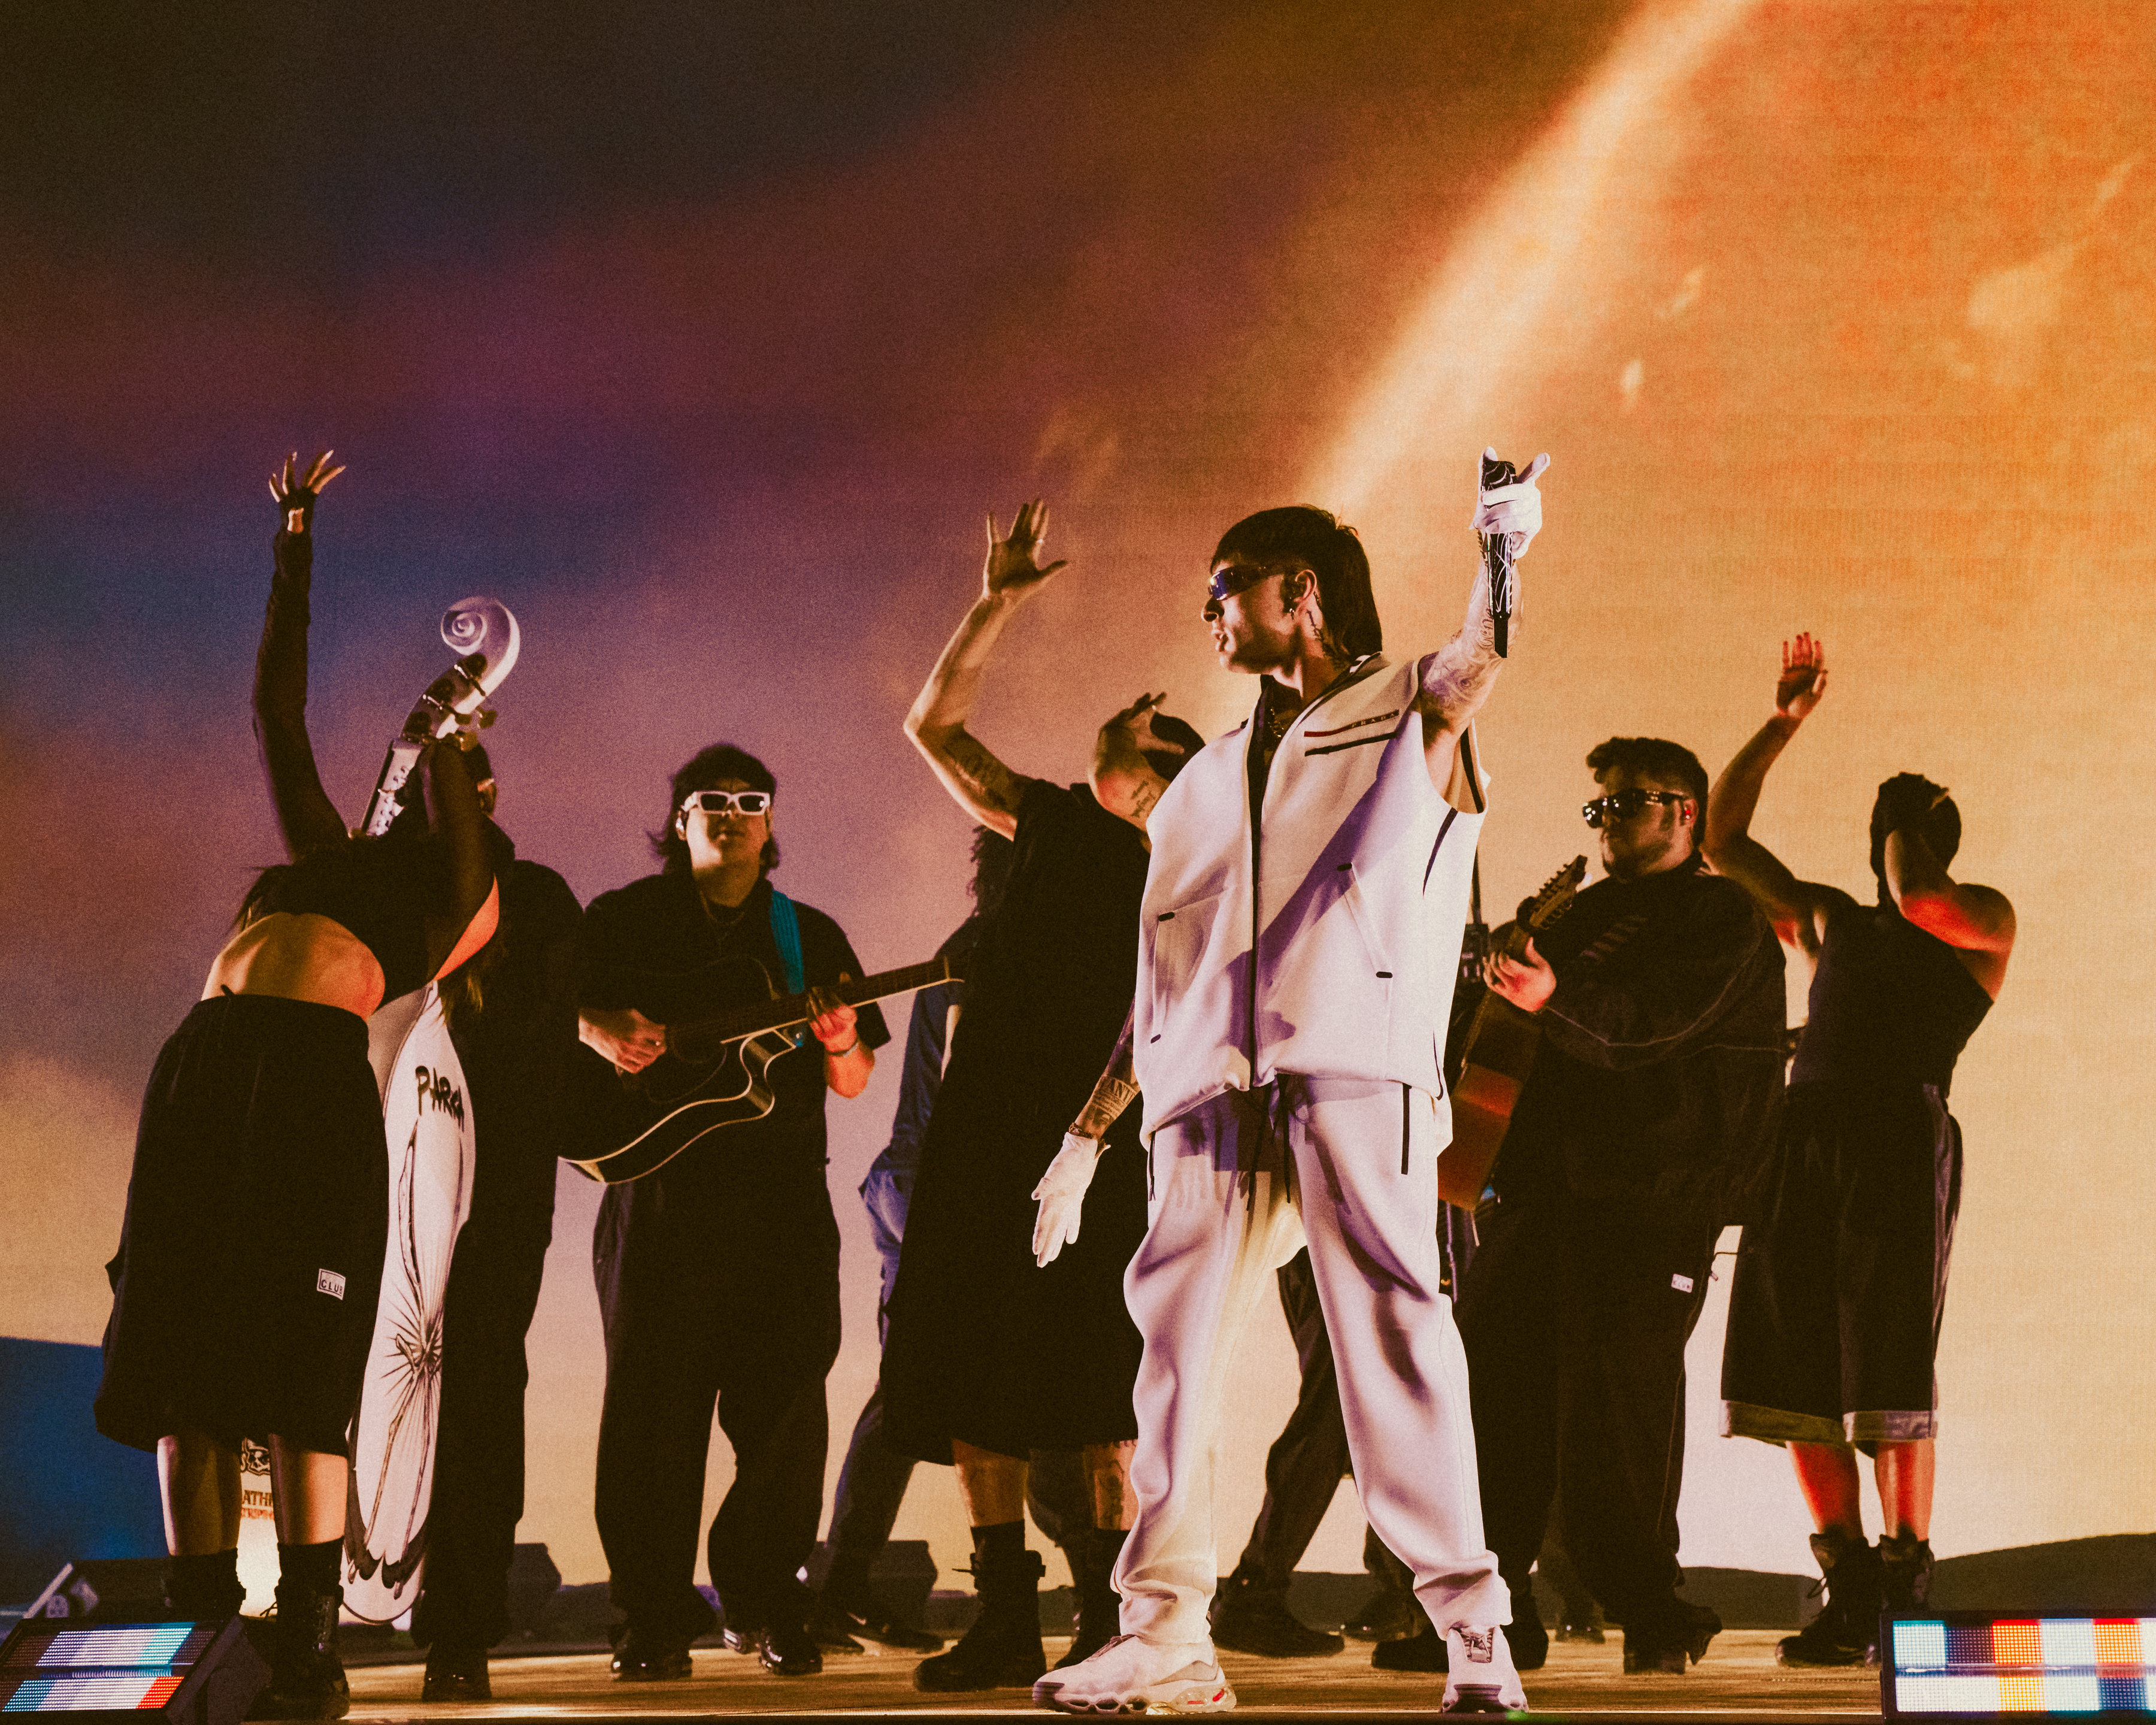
xmin=1113 ymin=1077 xmax=1508 ymax=1644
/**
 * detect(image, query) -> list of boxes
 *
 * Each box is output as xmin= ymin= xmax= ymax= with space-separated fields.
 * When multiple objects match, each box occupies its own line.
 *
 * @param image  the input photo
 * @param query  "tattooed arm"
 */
xmin=1413 ymin=450 xmax=1548 ymax=802
xmin=902 ymin=500 xmax=1066 ymax=837
xmin=1067 ymin=1006 xmax=1140 ymax=1140
xmin=1090 ymin=692 xmax=1180 ymax=834
xmin=1704 ymin=632 xmax=1850 ymax=955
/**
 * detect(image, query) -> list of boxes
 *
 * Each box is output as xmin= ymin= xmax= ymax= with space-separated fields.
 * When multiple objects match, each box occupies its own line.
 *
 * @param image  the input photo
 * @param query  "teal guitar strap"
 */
xmin=768 ymin=890 xmax=808 ymax=1043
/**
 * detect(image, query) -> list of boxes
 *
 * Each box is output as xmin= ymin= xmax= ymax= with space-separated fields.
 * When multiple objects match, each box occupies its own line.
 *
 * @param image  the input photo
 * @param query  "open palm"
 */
xmin=1777 ymin=632 xmax=1828 ymax=721
xmin=983 ymin=498 xmax=1068 ymax=598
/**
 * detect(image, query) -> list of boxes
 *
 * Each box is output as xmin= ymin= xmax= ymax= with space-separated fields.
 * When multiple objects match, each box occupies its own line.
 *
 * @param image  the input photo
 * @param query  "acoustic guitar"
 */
xmin=565 ymin=954 xmax=959 ymax=1185
xmin=1439 ymin=855 xmax=1586 ymax=1209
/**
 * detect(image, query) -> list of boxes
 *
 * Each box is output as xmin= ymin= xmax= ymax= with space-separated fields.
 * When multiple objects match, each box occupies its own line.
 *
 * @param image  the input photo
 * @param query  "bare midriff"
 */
xmin=202 ymin=913 xmax=387 ymax=1020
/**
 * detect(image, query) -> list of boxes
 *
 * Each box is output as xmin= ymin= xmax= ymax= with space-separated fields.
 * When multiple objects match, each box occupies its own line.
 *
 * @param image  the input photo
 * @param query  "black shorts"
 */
xmin=1719 ymin=1084 xmax=1961 ymax=1452
xmin=95 ymin=994 xmax=389 ymax=1457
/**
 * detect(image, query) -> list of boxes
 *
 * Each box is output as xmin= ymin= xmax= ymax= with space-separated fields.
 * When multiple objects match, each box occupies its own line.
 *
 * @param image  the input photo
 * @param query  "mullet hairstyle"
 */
xmin=652 ymin=743 xmax=781 ymax=876
xmin=1212 ymin=506 xmax=1382 ymax=663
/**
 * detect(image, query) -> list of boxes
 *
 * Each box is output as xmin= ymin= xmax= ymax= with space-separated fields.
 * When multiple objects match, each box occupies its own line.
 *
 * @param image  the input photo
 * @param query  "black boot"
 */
xmin=165 ymin=1552 xmax=245 ymax=1621
xmin=1777 ymin=1530 xmax=1881 ymax=1669
xmin=1055 ymin=1529 xmax=1128 ymax=1669
xmin=914 ymin=1547 xmax=1047 ymax=1692
xmin=1874 ymin=1533 xmax=1934 ymax=1663
xmin=1506 ymin=1588 xmax=1549 ymax=1672
xmin=1212 ymin=1564 xmax=1345 ymax=1659
xmin=248 ymin=1579 xmax=349 ymax=1719
xmin=420 ymin=1640 xmax=492 ymax=1702
xmin=1621 ymin=1600 xmax=1722 ymax=1673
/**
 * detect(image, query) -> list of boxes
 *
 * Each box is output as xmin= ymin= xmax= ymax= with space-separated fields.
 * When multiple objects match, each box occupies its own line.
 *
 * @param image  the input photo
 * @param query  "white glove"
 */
xmin=1468 ymin=448 xmax=1551 ymax=559
xmin=1031 ymin=1133 xmax=1102 ymax=1267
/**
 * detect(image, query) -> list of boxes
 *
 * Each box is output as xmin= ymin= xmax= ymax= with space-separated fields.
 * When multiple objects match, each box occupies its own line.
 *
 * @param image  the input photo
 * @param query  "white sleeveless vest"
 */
xmin=1134 ymin=653 xmax=1483 ymax=1139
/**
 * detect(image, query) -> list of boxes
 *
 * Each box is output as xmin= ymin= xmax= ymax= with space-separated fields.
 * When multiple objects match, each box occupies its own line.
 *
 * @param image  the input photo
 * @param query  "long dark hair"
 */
xmin=650 ymin=743 xmax=780 ymax=876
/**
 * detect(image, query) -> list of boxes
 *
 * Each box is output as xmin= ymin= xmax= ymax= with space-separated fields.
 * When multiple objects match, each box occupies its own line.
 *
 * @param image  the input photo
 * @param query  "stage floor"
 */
xmin=346 ymin=1629 xmax=1884 ymax=1719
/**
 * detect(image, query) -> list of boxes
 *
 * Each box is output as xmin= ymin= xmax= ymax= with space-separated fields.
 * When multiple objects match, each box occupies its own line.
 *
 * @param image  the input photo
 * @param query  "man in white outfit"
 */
xmin=1028 ymin=453 xmax=1549 ymax=1715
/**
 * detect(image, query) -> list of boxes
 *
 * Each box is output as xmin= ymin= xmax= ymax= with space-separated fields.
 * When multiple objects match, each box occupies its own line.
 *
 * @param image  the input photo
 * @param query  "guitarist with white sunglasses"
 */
xmin=577 ymin=745 xmax=892 ymax=1685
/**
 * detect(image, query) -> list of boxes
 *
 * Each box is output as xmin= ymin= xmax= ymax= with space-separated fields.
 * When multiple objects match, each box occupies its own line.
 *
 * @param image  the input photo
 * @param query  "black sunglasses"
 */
xmin=1582 ymin=789 xmax=1688 ymax=828
xmin=1206 ymin=561 xmax=1294 ymax=604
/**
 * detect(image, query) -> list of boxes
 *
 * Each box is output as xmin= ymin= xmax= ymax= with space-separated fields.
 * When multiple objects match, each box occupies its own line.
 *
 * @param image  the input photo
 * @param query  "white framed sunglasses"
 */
xmin=680 ymin=789 xmax=773 ymax=818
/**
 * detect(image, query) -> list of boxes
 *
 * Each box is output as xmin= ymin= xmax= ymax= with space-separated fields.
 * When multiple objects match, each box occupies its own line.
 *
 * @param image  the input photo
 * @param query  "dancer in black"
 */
xmin=408 ymin=746 xmax=585 ymax=1702
xmin=811 ymin=827 xmax=1011 ymax=1654
xmin=880 ymin=501 xmax=1199 ymax=1692
xmin=1707 ymin=635 xmax=2013 ymax=1665
xmin=580 ymin=746 xmax=889 ymax=1682
xmin=1460 ymin=737 xmax=1784 ymax=1676
xmin=95 ymin=454 xmax=498 ymax=1720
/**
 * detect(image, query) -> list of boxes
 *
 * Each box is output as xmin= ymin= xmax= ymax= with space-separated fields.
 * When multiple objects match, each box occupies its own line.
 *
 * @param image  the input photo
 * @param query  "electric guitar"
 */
xmin=1439 ymin=854 xmax=1587 ymax=1209
xmin=564 ymin=954 xmax=960 ymax=1185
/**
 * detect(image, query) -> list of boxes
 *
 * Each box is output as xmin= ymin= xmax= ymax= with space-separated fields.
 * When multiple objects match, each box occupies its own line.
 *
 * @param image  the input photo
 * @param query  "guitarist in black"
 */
xmin=1461 ymin=737 xmax=1783 ymax=1677
xmin=577 ymin=744 xmax=890 ymax=1682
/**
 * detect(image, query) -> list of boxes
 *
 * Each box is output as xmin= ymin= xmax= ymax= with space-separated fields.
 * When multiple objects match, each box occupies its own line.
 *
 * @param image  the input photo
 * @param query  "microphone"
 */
xmin=1479 ymin=450 xmax=1519 ymax=658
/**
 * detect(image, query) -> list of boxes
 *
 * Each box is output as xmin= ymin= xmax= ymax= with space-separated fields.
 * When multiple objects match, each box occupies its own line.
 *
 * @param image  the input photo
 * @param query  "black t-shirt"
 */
xmin=580 ymin=871 xmax=891 ymax=1191
xmin=950 ymin=781 xmax=1149 ymax=1089
xmin=440 ymin=825 xmax=585 ymax=1195
xmin=1789 ymin=900 xmax=1991 ymax=1094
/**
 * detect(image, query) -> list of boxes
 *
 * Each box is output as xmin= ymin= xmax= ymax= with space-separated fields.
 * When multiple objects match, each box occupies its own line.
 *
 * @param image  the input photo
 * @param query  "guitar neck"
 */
xmin=1500 ymin=856 xmax=1588 ymax=960
xmin=677 ymin=957 xmax=957 ymax=1046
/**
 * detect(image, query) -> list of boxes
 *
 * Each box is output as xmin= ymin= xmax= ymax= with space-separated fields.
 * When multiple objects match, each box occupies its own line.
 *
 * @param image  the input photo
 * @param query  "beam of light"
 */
xmin=1310 ymin=0 xmax=1763 ymax=517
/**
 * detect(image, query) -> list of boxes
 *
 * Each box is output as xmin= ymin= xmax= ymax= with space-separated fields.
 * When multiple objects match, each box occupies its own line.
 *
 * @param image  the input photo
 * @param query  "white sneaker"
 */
xmin=1441 ymin=1623 xmax=1527 ymax=1713
xmin=1032 ymin=1633 xmax=1235 ymax=1714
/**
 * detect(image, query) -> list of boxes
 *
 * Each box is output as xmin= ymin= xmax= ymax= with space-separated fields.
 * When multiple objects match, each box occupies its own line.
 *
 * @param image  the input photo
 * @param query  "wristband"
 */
xmin=823 ymin=1037 xmax=861 ymax=1058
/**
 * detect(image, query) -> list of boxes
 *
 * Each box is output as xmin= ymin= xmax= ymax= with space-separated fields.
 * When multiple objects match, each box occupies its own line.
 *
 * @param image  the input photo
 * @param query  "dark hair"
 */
xmin=464 ymin=740 xmax=494 ymax=787
xmin=1870 ymin=773 xmax=1960 ymax=901
xmin=650 ymin=743 xmax=780 ymax=876
xmin=1212 ymin=506 xmax=1382 ymax=662
xmin=1585 ymin=737 xmax=1709 ymax=848
xmin=1143 ymin=712 xmax=1206 ymax=783
xmin=970 ymin=825 xmax=1015 ymax=921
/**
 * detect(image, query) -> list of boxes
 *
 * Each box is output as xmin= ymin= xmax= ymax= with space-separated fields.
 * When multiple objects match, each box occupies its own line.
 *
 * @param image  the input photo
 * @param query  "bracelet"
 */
xmin=823 ymin=1037 xmax=861 ymax=1058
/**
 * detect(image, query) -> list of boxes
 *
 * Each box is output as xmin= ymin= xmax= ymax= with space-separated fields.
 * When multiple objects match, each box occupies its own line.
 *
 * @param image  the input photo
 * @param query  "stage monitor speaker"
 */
xmin=1882 ymin=1612 xmax=2156 ymax=1715
xmin=23 ymin=1559 xmax=170 ymax=1623
xmin=0 ymin=1618 xmax=268 ymax=1724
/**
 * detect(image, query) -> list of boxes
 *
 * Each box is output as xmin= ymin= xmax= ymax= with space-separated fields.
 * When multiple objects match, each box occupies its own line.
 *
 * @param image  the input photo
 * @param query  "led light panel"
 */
xmin=1884 ymin=1614 xmax=2156 ymax=1716
xmin=0 ymin=1620 xmax=254 ymax=1719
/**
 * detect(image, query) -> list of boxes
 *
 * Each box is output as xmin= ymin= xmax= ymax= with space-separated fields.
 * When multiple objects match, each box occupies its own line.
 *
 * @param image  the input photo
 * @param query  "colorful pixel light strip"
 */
xmin=1 ymin=1674 xmax=184 ymax=1713
xmin=1888 ymin=1617 xmax=2156 ymax=1715
xmin=9 ymin=1628 xmax=196 ymax=1672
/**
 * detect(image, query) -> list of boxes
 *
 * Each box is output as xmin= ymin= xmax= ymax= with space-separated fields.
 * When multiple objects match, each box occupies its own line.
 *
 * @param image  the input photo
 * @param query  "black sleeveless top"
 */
xmin=249 ymin=839 xmax=443 ymax=1003
xmin=1789 ymin=901 xmax=1992 ymax=1094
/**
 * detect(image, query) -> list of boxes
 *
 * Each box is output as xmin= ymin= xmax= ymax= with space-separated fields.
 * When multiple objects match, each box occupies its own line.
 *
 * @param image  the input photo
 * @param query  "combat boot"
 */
xmin=1777 ymin=1529 xmax=1881 ymax=1668
xmin=915 ymin=1547 xmax=1046 ymax=1691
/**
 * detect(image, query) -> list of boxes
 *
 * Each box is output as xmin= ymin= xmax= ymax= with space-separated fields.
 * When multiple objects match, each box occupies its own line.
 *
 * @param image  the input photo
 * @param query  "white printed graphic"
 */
xmin=343 ymin=984 xmax=475 ymax=1624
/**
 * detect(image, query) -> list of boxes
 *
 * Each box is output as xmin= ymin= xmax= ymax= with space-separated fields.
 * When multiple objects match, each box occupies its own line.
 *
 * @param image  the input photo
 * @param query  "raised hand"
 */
xmin=1776 ymin=632 xmax=1828 ymax=722
xmin=1470 ymin=449 xmax=1552 ymax=558
xmin=268 ymin=449 xmax=346 ymax=535
xmin=1104 ymin=691 xmax=1180 ymax=759
xmin=983 ymin=499 xmax=1069 ymax=600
